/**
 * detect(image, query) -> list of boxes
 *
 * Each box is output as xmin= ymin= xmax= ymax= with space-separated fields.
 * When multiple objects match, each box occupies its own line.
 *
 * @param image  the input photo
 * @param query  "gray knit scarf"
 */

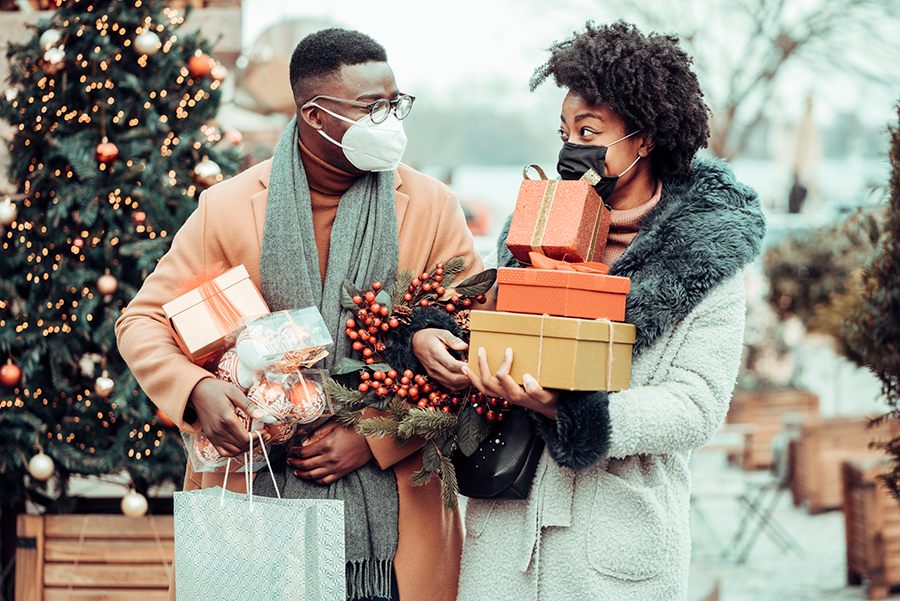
xmin=256 ymin=117 xmax=400 ymax=600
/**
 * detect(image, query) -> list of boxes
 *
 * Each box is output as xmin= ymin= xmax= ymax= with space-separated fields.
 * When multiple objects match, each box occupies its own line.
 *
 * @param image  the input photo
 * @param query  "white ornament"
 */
xmin=121 ymin=491 xmax=148 ymax=519
xmin=134 ymin=30 xmax=161 ymax=56
xmin=28 ymin=453 xmax=55 ymax=481
xmin=97 ymin=273 xmax=118 ymax=295
xmin=211 ymin=64 xmax=228 ymax=82
xmin=43 ymin=46 xmax=66 ymax=74
xmin=39 ymin=29 xmax=62 ymax=49
xmin=0 ymin=198 xmax=16 ymax=226
xmin=193 ymin=158 xmax=221 ymax=187
xmin=94 ymin=370 xmax=115 ymax=398
xmin=4 ymin=87 xmax=18 ymax=102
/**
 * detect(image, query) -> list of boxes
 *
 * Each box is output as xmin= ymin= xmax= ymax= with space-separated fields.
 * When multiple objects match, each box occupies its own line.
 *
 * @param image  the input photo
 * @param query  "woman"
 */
xmin=457 ymin=21 xmax=766 ymax=600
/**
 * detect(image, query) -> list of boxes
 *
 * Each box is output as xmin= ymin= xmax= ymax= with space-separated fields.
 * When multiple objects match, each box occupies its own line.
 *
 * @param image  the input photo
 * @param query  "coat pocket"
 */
xmin=585 ymin=470 xmax=671 ymax=581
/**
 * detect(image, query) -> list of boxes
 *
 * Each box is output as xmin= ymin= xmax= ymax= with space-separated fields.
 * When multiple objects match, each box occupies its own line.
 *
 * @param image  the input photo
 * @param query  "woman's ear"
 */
xmin=638 ymin=134 xmax=655 ymax=157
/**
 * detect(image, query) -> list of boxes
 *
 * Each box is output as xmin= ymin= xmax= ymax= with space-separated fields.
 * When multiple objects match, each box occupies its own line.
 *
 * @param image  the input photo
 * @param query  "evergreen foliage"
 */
xmin=840 ymin=103 xmax=900 ymax=494
xmin=0 ymin=0 xmax=242 ymax=509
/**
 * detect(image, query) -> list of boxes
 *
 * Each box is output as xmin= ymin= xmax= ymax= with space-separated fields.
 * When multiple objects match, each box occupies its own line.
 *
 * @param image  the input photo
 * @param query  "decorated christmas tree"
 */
xmin=0 ymin=0 xmax=242 ymax=515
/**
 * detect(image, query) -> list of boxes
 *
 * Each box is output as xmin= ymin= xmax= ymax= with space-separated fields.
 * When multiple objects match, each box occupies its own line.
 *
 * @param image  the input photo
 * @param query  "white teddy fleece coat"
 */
xmin=456 ymin=160 xmax=766 ymax=601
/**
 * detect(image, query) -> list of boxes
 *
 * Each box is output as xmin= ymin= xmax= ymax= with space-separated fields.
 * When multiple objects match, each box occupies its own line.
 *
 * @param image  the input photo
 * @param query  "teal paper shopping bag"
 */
xmin=174 ymin=486 xmax=345 ymax=600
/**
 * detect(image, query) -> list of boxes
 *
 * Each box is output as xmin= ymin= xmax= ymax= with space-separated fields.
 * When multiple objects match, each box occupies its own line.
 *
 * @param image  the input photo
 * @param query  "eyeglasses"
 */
xmin=304 ymin=94 xmax=416 ymax=124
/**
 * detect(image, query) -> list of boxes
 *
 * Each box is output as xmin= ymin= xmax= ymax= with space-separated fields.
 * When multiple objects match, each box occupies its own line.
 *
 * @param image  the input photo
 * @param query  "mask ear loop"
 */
xmin=305 ymin=102 xmax=361 ymax=151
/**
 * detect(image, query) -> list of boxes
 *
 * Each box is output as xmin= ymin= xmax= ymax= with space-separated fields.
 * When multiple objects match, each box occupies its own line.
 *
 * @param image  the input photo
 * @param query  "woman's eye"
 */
xmin=557 ymin=128 xmax=568 ymax=140
xmin=580 ymin=127 xmax=598 ymax=137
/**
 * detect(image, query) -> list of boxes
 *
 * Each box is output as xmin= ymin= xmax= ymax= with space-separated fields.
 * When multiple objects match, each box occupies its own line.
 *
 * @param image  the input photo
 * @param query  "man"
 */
xmin=116 ymin=28 xmax=480 ymax=601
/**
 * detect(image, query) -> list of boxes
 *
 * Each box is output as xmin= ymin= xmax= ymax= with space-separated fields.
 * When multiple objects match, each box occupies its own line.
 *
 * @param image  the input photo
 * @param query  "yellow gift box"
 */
xmin=467 ymin=310 xmax=635 ymax=391
xmin=162 ymin=264 xmax=270 ymax=365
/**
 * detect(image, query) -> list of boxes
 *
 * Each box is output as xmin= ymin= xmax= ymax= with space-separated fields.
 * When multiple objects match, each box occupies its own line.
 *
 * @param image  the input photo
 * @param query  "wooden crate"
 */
xmin=791 ymin=417 xmax=899 ymax=514
xmin=843 ymin=457 xmax=900 ymax=600
xmin=16 ymin=514 xmax=173 ymax=601
xmin=726 ymin=389 xmax=819 ymax=470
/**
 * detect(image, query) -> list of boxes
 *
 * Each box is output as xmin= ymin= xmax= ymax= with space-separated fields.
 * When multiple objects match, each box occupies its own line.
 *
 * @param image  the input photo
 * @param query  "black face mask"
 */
xmin=556 ymin=130 xmax=642 ymax=201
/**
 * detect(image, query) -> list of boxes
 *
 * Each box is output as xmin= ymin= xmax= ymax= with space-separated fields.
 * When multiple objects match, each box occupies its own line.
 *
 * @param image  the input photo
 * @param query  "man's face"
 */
xmin=300 ymin=61 xmax=400 ymax=174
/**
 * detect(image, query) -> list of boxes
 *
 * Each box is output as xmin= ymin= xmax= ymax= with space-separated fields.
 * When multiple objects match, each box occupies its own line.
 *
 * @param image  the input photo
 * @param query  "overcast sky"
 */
xmin=242 ymin=0 xmax=900 ymax=129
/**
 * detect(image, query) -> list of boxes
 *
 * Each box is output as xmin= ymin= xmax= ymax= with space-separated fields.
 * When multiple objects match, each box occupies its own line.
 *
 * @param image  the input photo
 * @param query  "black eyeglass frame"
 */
xmin=303 ymin=94 xmax=416 ymax=124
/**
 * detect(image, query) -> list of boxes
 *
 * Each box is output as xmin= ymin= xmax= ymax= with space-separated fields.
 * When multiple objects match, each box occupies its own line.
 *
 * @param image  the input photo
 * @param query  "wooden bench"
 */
xmin=725 ymin=389 xmax=819 ymax=470
xmin=16 ymin=514 xmax=172 ymax=601
xmin=843 ymin=457 xmax=900 ymax=600
xmin=791 ymin=417 xmax=899 ymax=514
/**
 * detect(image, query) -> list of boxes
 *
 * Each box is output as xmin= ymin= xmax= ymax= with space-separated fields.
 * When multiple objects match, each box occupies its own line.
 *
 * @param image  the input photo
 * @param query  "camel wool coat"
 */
xmin=115 ymin=158 xmax=482 ymax=601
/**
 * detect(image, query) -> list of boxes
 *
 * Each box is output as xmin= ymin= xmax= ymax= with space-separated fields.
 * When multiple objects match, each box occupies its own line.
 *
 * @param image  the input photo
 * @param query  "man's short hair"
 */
xmin=289 ymin=28 xmax=388 ymax=105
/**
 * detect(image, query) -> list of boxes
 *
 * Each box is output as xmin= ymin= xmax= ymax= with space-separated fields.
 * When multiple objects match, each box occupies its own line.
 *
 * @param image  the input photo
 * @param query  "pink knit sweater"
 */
xmin=601 ymin=180 xmax=663 ymax=268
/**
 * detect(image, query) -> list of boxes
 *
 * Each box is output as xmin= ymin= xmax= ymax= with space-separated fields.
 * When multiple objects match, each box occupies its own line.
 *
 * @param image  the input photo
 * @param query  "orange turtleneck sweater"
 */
xmin=601 ymin=179 xmax=663 ymax=268
xmin=298 ymin=138 xmax=358 ymax=283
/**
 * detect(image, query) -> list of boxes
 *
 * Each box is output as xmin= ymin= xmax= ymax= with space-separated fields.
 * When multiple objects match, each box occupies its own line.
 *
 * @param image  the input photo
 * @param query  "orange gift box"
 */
xmin=162 ymin=264 xmax=270 ymax=365
xmin=496 ymin=265 xmax=630 ymax=321
xmin=506 ymin=175 xmax=611 ymax=264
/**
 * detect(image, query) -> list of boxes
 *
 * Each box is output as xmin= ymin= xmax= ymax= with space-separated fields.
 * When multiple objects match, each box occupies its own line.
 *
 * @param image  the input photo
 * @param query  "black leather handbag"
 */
xmin=452 ymin=408 xmax=545 ymax=500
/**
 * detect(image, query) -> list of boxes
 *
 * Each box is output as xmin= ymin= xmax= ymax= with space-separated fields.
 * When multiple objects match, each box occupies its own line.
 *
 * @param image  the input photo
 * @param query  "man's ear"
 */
xmin=299 ymin=104 xmax=324 ymax=130
xmin=638 ymin=134 xmax=655 ymax=157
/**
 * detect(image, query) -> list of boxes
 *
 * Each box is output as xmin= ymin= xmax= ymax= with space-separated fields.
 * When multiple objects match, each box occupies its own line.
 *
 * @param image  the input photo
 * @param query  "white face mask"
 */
xmin=311 ymin=104 xmax=408 ymax=172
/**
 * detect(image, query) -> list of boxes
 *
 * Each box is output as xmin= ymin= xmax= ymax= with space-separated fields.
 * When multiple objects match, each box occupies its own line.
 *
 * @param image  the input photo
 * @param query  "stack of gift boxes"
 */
xmin=161 ymin=265 xmax=336 ymax=472
xmin=467 ymin=171 xmax=636 ymax=392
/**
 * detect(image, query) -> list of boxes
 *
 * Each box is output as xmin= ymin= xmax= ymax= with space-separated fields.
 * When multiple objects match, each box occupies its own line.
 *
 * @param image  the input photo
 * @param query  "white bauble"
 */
xmin=28 ymin=453 xmax=55 ymax=481
xmin=134 ymin=31 xmax=161 ymax=56
xmin=5 ymin=87 xmax=19 ymax=102
xmin=193 ymin=158 xmax=221 ymax=187
xmin=39 ymin=29 xmax=62 ymax=49
xmin=121 ymin=491 xmax=148 ymax=519
xmin=94 ymin=371 xmax=115 ymax=398
xmin=0 ymin=199 xmax=16 ymax=226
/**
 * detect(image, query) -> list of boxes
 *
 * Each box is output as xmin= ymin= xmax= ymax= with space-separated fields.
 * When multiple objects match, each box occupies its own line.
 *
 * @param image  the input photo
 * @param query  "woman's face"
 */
xmin=558 ymin=91 xmax=642 ymax=180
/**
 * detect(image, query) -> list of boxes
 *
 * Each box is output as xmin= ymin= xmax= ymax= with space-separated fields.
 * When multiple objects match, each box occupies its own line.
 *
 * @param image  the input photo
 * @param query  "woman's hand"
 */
xmin=462 ymin=347 xmax=558 ymax=419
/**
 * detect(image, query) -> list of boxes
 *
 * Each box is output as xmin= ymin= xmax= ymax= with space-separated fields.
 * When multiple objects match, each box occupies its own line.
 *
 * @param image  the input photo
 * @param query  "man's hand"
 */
xmin=287 ymin=421 xmax=374 ymax=485
xmin=462 ymin=346 xmax=558 ymax=419
xmin=412 ymin=328 xmax=470 ymax=391
xmin=189 ymin=378 xmax=268 ymax=457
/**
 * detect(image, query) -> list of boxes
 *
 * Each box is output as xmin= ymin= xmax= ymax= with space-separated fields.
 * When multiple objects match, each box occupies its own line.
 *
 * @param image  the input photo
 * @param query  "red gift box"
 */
xmin=495 ymin=255 xmax=630 ymax=321
xmin=506 ymin=172 xmax=610 ymax=264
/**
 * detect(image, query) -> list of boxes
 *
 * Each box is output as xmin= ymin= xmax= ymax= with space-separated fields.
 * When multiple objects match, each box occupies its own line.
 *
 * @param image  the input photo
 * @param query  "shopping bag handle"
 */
xmin=220 ymin=430 xmax=281 ymax=509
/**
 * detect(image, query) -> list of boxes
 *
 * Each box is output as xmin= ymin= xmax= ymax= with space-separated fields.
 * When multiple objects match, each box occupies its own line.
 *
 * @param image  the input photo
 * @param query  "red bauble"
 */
xmin=134 ymin=211 xmax=146 ymax=223
xmin=188 ymin=52 xmax=214 ymax=78
xmin=96 ymin=138 xmax=119 ymax=163
xmin=1 ymin=362 xmax=21 ymax=387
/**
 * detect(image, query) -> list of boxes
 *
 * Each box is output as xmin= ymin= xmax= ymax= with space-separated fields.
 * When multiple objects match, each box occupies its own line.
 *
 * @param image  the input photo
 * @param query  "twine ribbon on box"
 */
xmin=534 ymin=313 xmax=616 ymax=391
xmin=521 ymin=165 xmax=609 ymax=262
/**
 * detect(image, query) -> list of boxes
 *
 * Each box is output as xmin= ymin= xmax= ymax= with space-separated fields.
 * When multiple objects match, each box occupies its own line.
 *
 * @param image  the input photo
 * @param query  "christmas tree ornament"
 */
xmin=94 ymin=370 xmax=115 ymax=398
xmin=193 ymin=157 xmax=221 ymax=186
xmin=0 ymin=197 xmax=17 ymax=226
xmin=211 ymin=64 xmax=228 ymax=83
xmin=4 ymin=87 xmax=18 ymax=102
xmin=134 ymin=30 xmax=161 ymax=56
xmin=42 ymin=46 xmax=66 ymax=74
xmin=1 ymin=360 xmax=21 ymax=387
xmin=28 ymin=452 xmax=55 ymax=481
xmin=134 ymin=211 xmax=146 ymax=223
xmin=121 ymin=491 xmax=148 ymax=519
xmin=97 ymin=271 xmax=118 ymax=295
xmin=187 ymin=50 xmax=213 ymax=78
xmin=223 ymin=129 xmax=243 ymax=146
xmin=156 ymin=408 xmax=176 ymax=428
xmin=39 ymin=29 xmax=62 ymax=49
xmin=95 ymin=137 xmax=119 ymax=163
xmin=72 ymin=238 xmax=84 ymax=249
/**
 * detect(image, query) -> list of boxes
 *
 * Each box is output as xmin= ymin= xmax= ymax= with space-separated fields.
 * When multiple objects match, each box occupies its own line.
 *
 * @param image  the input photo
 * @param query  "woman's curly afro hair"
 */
xmin=531 ymin=21 xmax=710 ymax=180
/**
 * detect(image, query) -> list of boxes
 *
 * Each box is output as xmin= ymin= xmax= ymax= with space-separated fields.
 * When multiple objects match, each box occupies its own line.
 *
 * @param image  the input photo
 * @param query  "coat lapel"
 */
xmin=393 ymin=167 xmax=410 ymax=233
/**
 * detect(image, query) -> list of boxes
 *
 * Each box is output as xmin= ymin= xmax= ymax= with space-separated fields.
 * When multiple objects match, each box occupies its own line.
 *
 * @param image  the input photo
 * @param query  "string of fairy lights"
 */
xmin=0 ymin=0 xmax=239 ymax=508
